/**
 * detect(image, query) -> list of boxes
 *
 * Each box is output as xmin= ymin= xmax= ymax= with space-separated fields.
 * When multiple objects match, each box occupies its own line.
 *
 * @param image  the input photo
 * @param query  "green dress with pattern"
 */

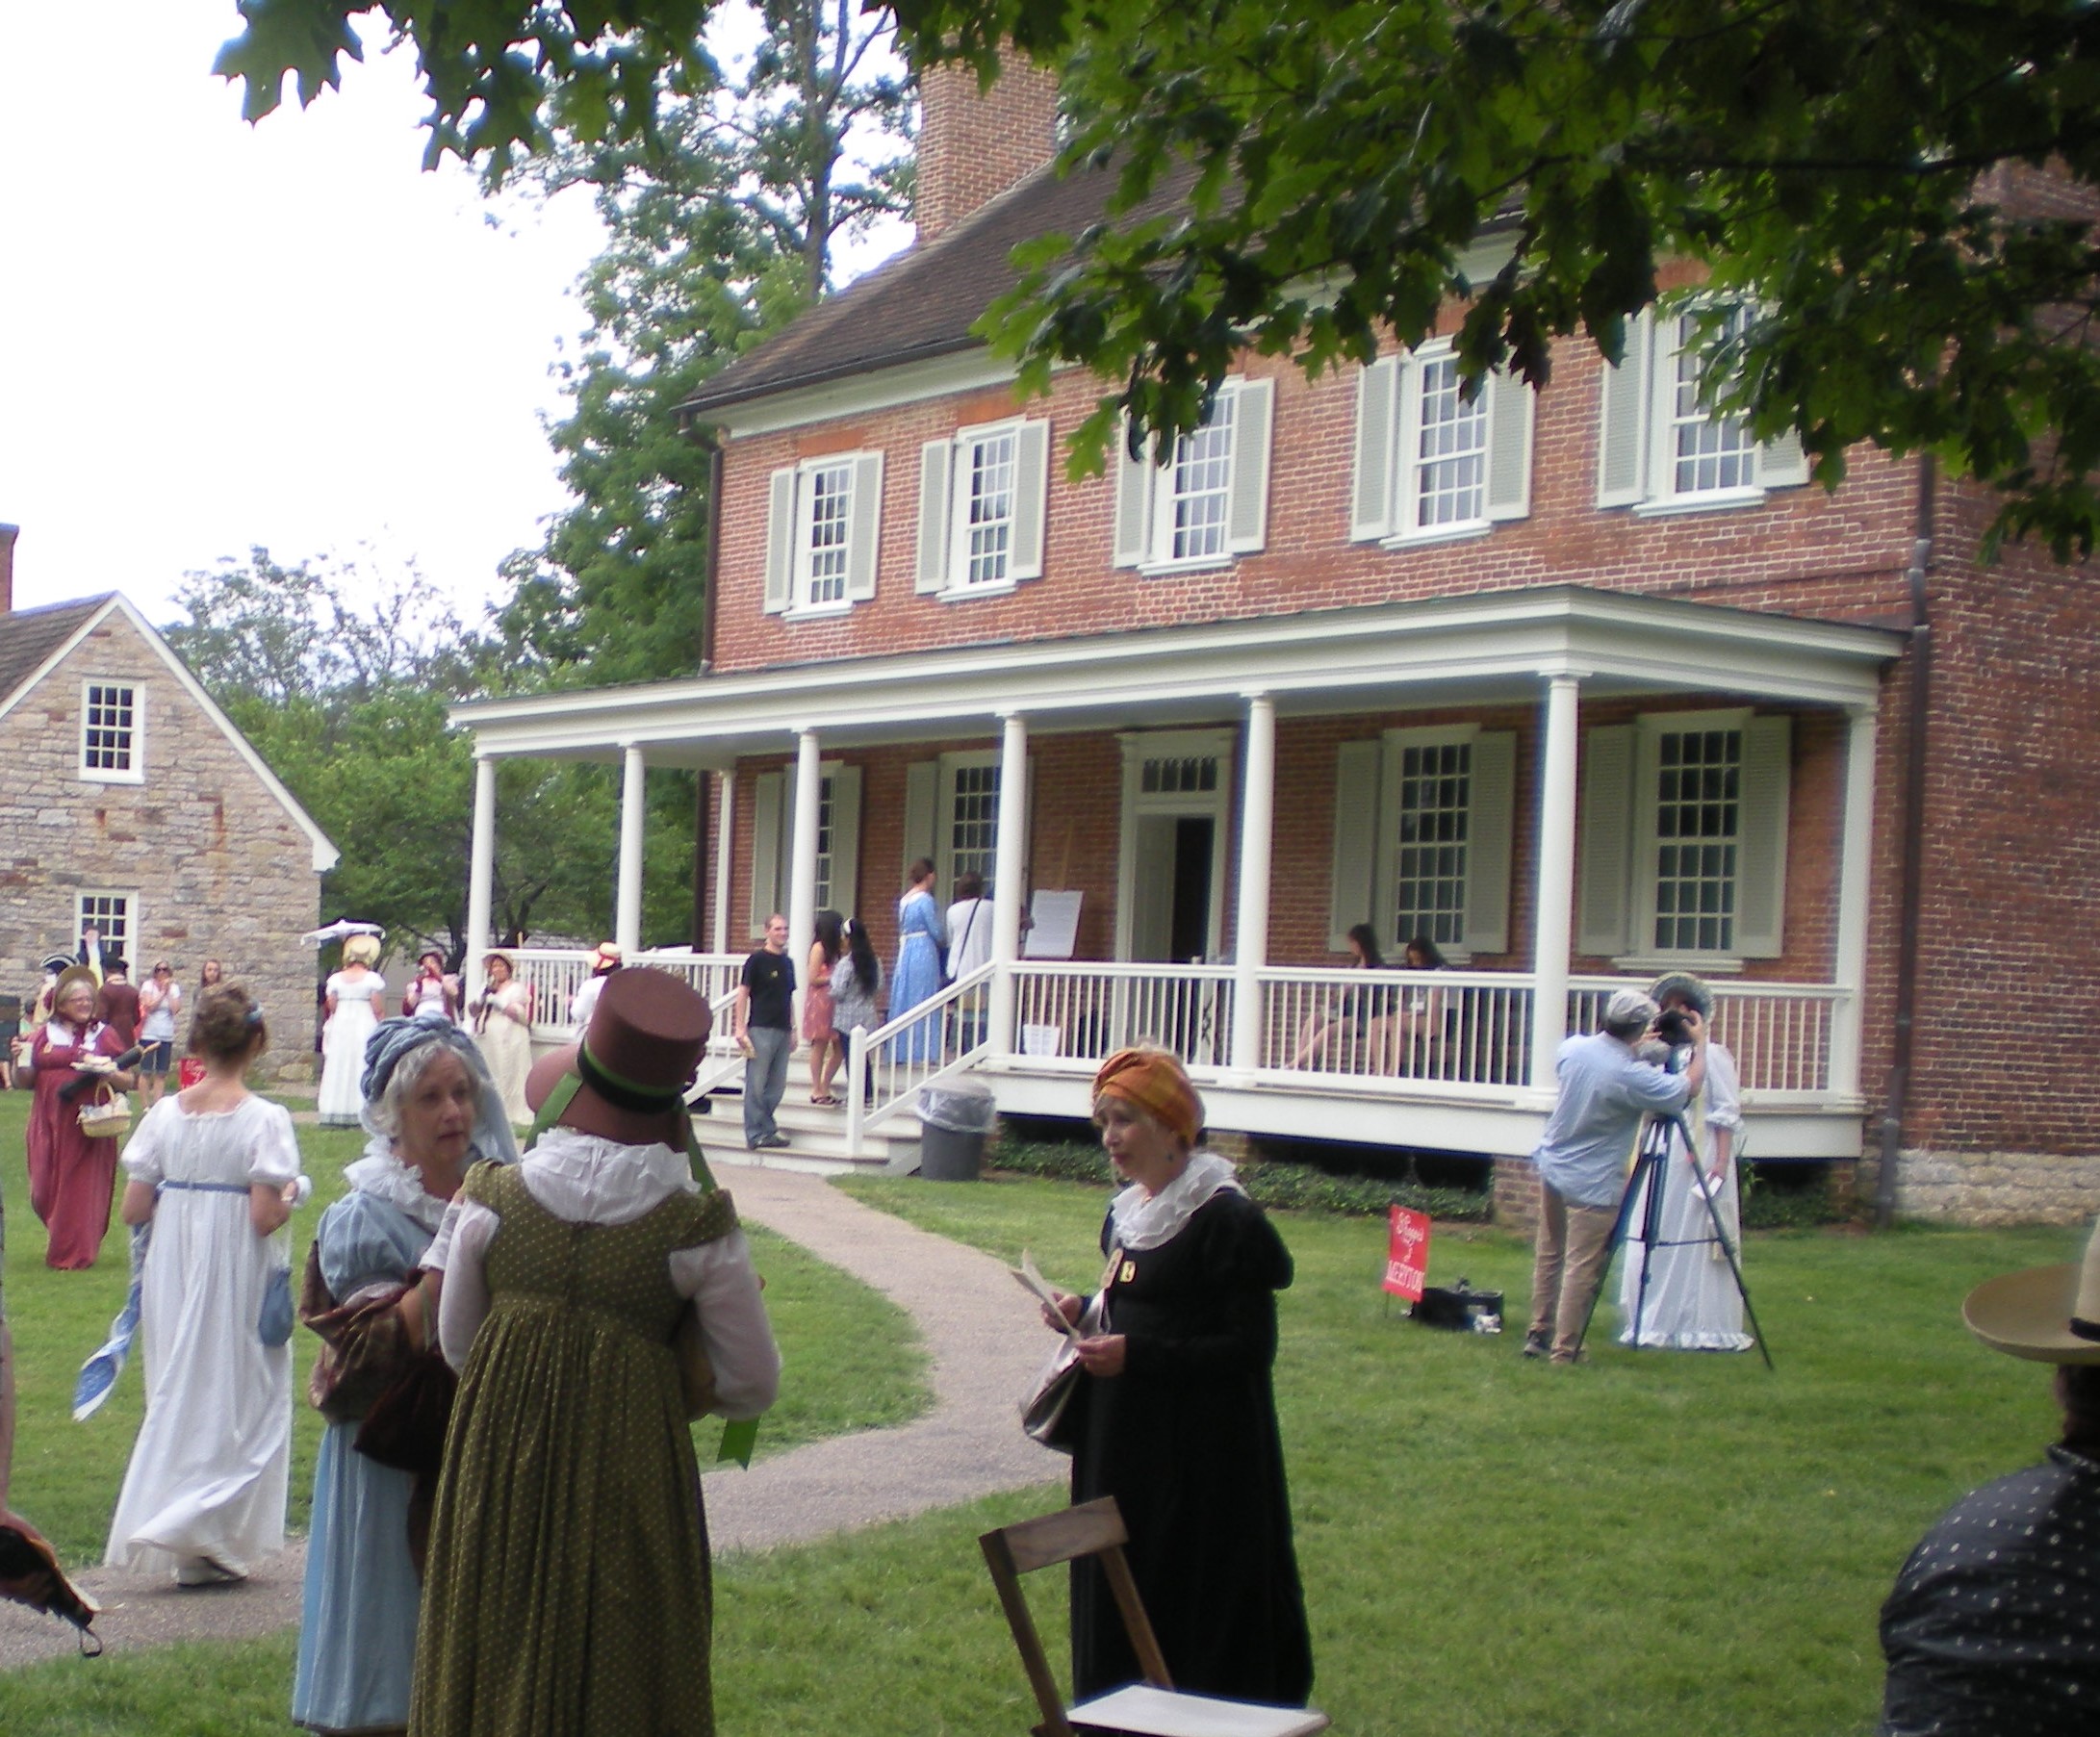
xmin=408 ymin=1161 xmax=738 ymax=1737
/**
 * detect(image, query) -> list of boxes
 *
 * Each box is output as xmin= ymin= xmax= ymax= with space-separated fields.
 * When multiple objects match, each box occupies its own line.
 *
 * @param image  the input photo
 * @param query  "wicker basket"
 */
xmin=77 ymin=1086 xmax=132 ymax=1139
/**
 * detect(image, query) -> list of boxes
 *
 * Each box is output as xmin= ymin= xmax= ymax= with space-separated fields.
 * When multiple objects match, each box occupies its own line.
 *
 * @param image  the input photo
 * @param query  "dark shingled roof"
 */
xmin=680 ymin=159 xmax=1193 ymax=418
xmin=0 ymin=597 xmax=111 ymax=706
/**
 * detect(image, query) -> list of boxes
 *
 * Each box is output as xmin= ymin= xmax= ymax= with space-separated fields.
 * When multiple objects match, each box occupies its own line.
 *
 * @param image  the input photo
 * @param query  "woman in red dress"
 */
xmin=28 ymin=965 xmax=137 ymax=1268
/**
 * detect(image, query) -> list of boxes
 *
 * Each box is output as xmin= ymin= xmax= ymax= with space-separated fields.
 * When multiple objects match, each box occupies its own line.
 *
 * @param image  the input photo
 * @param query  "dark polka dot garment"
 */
xmin=1880 ymin=1446 xmax=2100 ymax=1735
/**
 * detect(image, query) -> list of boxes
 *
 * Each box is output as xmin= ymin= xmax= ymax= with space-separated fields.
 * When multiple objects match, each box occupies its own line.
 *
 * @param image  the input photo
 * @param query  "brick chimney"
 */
xmin=915 ymin=59 xmax=1061 ymax=245
xmin=0 ymin=524 xmax=15 ymax=614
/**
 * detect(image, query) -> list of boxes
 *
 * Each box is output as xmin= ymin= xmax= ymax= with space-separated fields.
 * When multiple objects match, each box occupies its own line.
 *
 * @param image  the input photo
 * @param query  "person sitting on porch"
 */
xmin=1290 ymin=924 xmax=1383 ymax=1070
xmin=1366 ymin=934 xmax=1448 ymax=1074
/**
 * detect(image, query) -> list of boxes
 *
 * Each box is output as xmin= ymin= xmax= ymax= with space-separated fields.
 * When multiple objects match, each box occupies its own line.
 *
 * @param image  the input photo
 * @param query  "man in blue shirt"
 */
xmin=1525 ymin=988 xmax=1705 ymax=1364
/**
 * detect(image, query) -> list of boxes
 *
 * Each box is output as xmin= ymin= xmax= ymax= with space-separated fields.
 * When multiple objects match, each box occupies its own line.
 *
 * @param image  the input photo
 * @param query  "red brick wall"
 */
xmin=915 ymin=61 xmax=1061 ymax=244
xmin=709 ymin=337 xmax=1922 ymax=677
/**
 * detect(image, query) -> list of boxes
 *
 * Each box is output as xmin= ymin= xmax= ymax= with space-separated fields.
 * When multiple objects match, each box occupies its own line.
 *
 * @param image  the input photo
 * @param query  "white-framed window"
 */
xmin=899 ymin=749 xmax=1029 ymax=901
xmin=1113 ymin=376 xmax=1274 ymax=572
xmin=1328 ymin=726 xmax=1516 ymax=959
xmin=1577 ymin=709 xmax=1792 ymax=965
xmin=77 ymin=891 xmax=136 ymax=968
xmin=748 ymin=761 xmax=863 ymax=938
xmin=1350 ymin=345 xmax=1533 ymax=545
xmin=763 ymin=451 xmax=884 ymax=615
xmin=1596 ymin=304 xmax=1808 ymax=513
xmin=79 ymin=680 xmax=143 ymax=782
xmin=914 ymin=418 xmax=1050 ymax=597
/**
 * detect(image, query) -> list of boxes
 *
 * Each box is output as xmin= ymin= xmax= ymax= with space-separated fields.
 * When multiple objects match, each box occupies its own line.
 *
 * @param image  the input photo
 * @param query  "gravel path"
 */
xmin=0 ymin=1168 xmax=1063 ymax=1671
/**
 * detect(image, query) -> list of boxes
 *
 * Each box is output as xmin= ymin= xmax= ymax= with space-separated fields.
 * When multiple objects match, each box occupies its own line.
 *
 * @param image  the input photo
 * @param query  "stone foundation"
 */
xmin=1855 ymin=1147 xmax=2100 ymax=1227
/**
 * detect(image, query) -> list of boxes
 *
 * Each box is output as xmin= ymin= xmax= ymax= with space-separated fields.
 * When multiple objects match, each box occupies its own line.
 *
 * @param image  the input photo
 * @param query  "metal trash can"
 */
xmin=917 ymin=1080 xmax=996 ymax=1181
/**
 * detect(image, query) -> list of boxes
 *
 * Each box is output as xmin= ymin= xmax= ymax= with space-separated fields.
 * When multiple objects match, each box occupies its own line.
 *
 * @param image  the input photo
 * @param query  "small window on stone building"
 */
xmin=81 ymin=681 xmax=142 ymax=781
xmin=77 ymin=891 xmax=134 ymax=964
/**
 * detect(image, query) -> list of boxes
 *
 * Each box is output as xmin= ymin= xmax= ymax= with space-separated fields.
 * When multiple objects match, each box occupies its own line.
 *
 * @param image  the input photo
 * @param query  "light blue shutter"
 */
xmin=764 ymin=469 xmax=796 ymax=612
xmin=750 ymin=770 xmax=784 ymax=937
xmin=1225 ymin=378 xmax=1274 ymax=553
xmin=846 ymin=451 xmax=884 ymax=601
xmin=1734 ymin=715 xmax=1792 ymax=957
xmin=1010 ymin=418 xmax=1050 ymax=581
xmin=1595 ymin=312 xmax=1652 ymax=508
xmin=1576 ymin=725 xmax=1637 ymax=957
xmin=1484 ymin=369 xmax=1534 ymax=522
xmin=1329 ymin=739 xmax=1382 ymax=950
xmin=1350 ymin=357 xmax=1400 ymax=541
xmin=916 ymin=440 xmax=951 ymax=593
xmin=1462 ymin=730 xmax=1517 ymax=956
xmin=1112 ymin=421 xmax=1152 ymax=567
xmin=902 ymin=760 xmax=938 ymax=884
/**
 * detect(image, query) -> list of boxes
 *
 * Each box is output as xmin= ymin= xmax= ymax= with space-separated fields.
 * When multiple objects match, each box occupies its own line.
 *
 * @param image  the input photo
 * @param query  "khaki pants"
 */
xmin=1528 ymin=1183 xmax=1619 ymax=1362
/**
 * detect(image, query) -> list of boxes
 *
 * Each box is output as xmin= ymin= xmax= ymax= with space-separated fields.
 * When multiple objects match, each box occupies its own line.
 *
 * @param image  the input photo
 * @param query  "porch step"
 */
xmin=695 ymin=1081 xmax=924 ymax=1177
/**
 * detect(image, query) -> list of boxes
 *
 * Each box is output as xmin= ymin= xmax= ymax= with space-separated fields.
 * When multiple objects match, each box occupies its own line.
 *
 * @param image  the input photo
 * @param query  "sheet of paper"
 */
xmin=1022 ymin=890 xmax=1082 ymax=959
xmin=1009 ymin=1249 xmax=1082 ymax=1340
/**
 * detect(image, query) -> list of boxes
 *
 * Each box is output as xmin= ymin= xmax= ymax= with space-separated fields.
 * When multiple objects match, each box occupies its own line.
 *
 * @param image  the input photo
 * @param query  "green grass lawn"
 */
xmin=2 ymin=1163 xmax=2085 ymax=1735
xmin=0 ymin=1089 xmax=929 ymax=1564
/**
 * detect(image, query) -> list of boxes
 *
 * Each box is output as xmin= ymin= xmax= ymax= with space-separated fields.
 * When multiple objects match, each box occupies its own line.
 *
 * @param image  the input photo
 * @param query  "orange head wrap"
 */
xmin=1091 ymin=1047 xmax=1202 ymax=1149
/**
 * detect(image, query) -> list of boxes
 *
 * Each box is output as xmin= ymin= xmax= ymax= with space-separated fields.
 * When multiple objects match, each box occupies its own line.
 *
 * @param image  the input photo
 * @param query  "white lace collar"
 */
xmin=345 ymin=1137 xmax=456 ymax=1234
xmin=1108 ymin=1149 xmax=1243 ymax=1252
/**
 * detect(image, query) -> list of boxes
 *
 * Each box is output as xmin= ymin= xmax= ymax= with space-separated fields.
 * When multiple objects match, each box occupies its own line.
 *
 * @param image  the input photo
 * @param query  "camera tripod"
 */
xmin=1575 ymin=1108 xmax=1774 ymax=1369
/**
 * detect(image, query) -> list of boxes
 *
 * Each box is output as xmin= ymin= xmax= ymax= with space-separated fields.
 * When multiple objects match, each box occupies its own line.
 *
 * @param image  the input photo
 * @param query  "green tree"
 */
xmin=218 ymin=1 xmax=2100 ymax=553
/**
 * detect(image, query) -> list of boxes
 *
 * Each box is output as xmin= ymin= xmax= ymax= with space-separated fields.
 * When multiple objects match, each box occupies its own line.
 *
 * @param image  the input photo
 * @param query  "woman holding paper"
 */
xmin=1042 ymin=1047 xmax=1314 ymax=1708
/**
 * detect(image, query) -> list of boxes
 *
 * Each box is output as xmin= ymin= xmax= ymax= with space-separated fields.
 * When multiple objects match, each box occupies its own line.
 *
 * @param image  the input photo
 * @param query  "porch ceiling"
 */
xmin=453 ymin=583 xmax=1902 ymax=764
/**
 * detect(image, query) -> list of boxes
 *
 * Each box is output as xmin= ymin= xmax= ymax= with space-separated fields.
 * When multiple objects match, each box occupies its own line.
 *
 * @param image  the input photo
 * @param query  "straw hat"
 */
xmin=525 ymin=966 xmax=710 ymax=1148
xmin=1961 ymin=1218 xmax=2100 ymax=1365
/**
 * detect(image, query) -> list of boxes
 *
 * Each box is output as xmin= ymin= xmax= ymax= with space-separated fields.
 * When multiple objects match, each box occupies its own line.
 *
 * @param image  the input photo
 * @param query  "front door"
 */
xmin=1116 ymin=730 xmax=1233 ymax=964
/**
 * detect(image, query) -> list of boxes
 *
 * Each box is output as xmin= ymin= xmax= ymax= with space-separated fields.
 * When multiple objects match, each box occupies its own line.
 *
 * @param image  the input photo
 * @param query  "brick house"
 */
xmin=452 ymin=71 xmax=2100 ymax=1223
xmin=0 ymin=526 xmax=338 ymax=1080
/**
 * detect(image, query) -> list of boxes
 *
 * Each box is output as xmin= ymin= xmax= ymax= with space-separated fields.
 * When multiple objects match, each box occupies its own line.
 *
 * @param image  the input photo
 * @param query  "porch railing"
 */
xmin=1569 ymin=976 xmax=1845 ymax=1097
xmin=503 ymin=948 xmax=745 ymax=1043
xmin=1010 ymin=962 xmax=1236 ymax=1074
xmin=844 ymin=963 xmax=997 ymax=1149
xmin=1259 ymin=968 xmax=1534 ymax=1089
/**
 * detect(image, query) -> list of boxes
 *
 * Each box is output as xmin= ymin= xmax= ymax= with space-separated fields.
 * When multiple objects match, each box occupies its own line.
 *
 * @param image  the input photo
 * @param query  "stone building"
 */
xmin=0 ymin=526 xmax=337 ymax=1081
xmin=448 ymin=76 xmax=2099 ymax=1224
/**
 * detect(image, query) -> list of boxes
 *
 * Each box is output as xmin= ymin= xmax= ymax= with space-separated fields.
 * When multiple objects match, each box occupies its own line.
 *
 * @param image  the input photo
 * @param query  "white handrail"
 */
xmin=845 ymin=962 xmax=997 ymax=1151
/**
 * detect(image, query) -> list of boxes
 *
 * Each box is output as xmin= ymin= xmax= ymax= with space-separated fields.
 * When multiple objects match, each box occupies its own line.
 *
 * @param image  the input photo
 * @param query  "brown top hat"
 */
xmin=525 ymin=967 xmax=712 ymax=1148
xmin=1961 ymin=1216 xmax=2100 ymax=1366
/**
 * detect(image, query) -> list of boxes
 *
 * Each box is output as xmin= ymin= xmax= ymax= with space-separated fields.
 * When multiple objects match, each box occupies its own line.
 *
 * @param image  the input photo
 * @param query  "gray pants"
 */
xmin=743 ymin=1025 xmax=792 ymax=1145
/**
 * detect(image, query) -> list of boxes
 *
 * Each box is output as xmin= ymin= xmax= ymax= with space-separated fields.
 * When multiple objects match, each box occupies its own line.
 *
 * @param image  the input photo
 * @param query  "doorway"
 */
xmin=1115 ymin=729 xmax=1234 ymax=965
xmin=1129 ymin=813 xmax=1217 ymax=963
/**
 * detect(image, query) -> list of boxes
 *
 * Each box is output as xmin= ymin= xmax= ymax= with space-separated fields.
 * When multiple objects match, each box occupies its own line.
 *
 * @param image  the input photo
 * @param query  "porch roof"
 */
xmin=452 ymin=584 xmax=1903 ymax=766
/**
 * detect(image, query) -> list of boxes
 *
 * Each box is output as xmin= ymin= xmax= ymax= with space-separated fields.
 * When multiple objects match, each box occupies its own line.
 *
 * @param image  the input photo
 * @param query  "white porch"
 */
xmin=455 ymin=585 xmax=1901 ymax=1169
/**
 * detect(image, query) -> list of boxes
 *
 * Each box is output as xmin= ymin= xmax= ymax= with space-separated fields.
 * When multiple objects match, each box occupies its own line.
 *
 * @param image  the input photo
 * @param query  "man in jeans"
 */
xmin=1525 ymin=988 xmax=1705 ymax=1364
xmin=734 ymin=913 xmax=797 ymax=1150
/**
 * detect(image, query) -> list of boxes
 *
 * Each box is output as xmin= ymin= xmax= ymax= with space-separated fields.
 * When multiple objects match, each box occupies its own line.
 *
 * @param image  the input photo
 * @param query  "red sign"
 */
xmin=1383 ymin=1206 xmax=1431 ymax=1301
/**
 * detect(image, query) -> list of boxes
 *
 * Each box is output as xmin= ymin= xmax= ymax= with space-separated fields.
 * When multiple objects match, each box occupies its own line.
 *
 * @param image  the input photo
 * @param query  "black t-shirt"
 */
xmin=743 ymin=947 xmax=796 ymax=1031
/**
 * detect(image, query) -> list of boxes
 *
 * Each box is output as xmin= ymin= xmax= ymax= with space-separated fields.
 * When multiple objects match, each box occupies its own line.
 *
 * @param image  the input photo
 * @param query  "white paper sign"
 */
xmin=1022 ymin=890 xmax=1083 ymax=959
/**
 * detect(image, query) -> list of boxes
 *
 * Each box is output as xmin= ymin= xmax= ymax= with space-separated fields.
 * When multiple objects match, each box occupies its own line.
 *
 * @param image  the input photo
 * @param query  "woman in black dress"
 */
xmin=1046 ymin=1047 xmax=1314 ymax=1706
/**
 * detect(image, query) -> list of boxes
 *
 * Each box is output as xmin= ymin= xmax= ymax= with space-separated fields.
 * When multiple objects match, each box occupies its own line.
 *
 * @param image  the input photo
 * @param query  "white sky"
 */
xmin=0 ymin=1 xmax=908 ymax=631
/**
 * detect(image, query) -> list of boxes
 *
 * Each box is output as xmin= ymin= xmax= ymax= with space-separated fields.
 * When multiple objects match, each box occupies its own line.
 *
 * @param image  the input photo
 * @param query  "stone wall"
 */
xmin=0 ymin=608 xmax=325 ymax=1082
xmin=1855 ymin=1148 xmax=2100 ymax=1228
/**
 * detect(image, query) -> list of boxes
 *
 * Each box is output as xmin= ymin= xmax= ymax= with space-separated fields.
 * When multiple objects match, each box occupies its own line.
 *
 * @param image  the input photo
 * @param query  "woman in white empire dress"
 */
xmin=105 ymin=984 xmax=307 ymax=1583
xmin=1617 ymin=974 xmax=1753 ymax=1352
xmin=319 ymin=935 xmax=386 ymax=1128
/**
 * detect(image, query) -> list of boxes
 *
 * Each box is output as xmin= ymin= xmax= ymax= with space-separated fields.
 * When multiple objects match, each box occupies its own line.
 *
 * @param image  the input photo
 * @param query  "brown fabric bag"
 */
xmin=298 ymin=1240 xmax=417 ymax=1423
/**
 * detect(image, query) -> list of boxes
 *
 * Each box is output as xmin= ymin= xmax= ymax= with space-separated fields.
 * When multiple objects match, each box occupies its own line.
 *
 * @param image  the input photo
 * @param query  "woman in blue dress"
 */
xmin=892 ymin=859 xmax=944 ymax=1064
xmin=292 ymin=1020 xmax=516 ymax=1736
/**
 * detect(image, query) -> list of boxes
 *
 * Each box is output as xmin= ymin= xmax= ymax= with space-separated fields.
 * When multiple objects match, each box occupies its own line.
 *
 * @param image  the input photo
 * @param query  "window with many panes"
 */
xmin=811 ymin=774 xmax=836 ymax=912
xmin=1393 ymin=738 xmax=1472 ymax=949
xmin=81 ymin=682 xmax=141 ymax=779
xmin=1663 ymin=306 xmax=1755 ymax=499
xmin=949 ymin=761 xmax=1001 ymax=890
xmin=1349 ymin=347 xmax=1532 ymax=546
xmin=1140 ymin=754 xmax=1217 ymax=796
xmin=1651 ymin=725 xmax=1742 ymax=953
xmin=1163 ymin=392 xmax=1235 ymax=562
xmin=78 ymin=892 xmax=133 ymax=962
xmin=956 ymin=429 xmax=1016 ymax=587
xmin=1409 ymin=354 xmax=1489 ymax=531
xmin=800 ymin=462 xmax=854 ymax=607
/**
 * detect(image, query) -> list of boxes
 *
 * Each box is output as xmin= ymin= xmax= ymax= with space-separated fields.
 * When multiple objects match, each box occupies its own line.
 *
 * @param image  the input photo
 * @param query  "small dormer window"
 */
xmin=81 ymin=682 xmax=142 ymax=782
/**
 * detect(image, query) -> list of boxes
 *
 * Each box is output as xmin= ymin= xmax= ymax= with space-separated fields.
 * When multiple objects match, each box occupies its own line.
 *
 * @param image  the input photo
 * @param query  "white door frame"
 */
xmin=1114 ymin=728 xmax=1236 ymax=962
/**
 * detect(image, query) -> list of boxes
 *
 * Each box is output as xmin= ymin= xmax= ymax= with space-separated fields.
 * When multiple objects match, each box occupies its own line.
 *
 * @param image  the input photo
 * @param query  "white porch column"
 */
xmin=1828 ymin=703 xmax=1879 ymax=1099
xmin=616 ymin=744 xmax=647 ymax=954
xmin=465 ymin=753 xmax=497 ymax=1008
xmin=787 ymin=729 xmax=823 ymax=1021
xmin=710 ymin=771 xmax=735 ymax=957
xmin=1230 ymin=693 xmax=1276 ymax=1079
xmin=1527 ymin=674 xmax=1582 ymax=1091
xmin=987 ymin=711 xmax=1030 ymax=1060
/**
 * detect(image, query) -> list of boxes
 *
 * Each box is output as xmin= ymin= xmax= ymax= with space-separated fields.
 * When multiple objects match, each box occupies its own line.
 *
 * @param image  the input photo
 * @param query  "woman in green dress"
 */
xmin=408 ymin=968 xmax=780 ymax=1737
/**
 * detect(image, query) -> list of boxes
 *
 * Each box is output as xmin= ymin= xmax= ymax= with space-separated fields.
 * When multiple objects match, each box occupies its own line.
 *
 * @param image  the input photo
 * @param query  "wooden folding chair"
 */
xmin=979 ymin=1496 xmax=1329 ymax=1737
